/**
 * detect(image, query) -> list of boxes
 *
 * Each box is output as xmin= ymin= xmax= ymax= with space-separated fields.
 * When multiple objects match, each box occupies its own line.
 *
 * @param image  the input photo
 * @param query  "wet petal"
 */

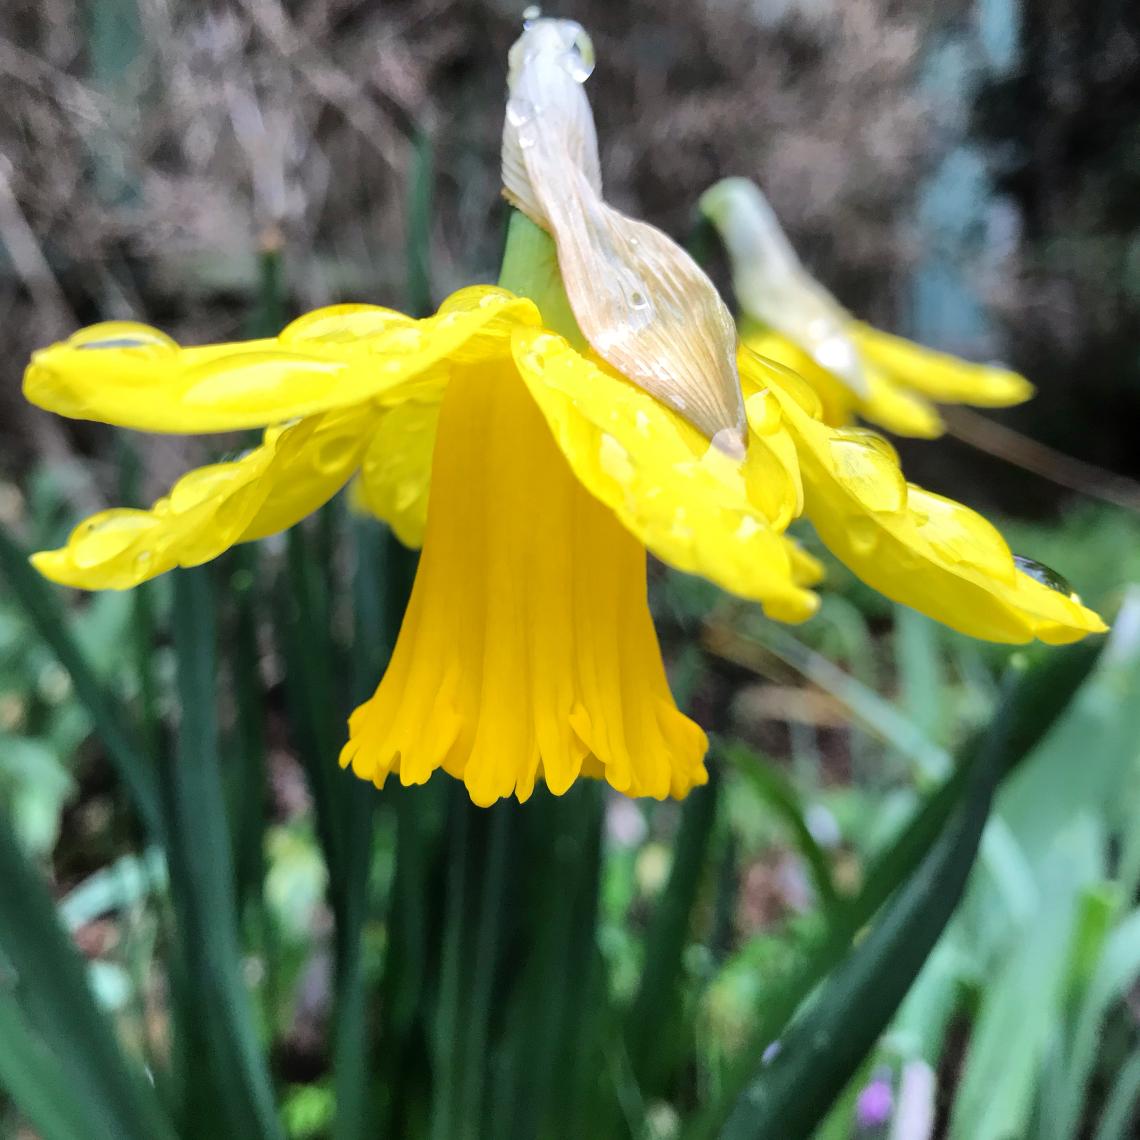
xmin=742 ymin=326 xmax=944 ymax=438
xmin=23 ymin=288 xmax=538 ymax=434
xmin=761 ymin=373 xmax=1106 ymax=644
xmin=33 ymin=406 xmax=375 ymax=589
xmin=352 ymin=397 xmax=442 ymax=549
xmin=512 ymin=328 xmax=818 ymax=623
xmin=850 ymin=322 xmax=1034 ymax=407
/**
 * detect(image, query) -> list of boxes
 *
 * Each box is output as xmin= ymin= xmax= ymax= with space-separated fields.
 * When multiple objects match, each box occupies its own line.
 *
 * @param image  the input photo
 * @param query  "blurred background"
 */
xmin=5 ymin=0 xmax=1140 ymax=503
xmin=2 ymin=2 xmax=1140 ymax=1139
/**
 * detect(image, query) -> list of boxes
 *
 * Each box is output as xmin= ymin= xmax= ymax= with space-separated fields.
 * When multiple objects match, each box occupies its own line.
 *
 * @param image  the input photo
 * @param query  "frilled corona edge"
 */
xmin=340 ymin=359 xmax=709 ymax=805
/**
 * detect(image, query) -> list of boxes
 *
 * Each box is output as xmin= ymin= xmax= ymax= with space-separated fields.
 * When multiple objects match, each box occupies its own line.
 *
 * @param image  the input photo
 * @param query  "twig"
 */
xmin=236 ymin=0 xmax=409 ymax=171
xmin=943 ymin=406 xmax=1140 ymax=514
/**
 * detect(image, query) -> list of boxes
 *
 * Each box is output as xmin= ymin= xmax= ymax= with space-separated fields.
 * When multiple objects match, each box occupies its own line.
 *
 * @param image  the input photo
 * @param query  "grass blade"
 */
xmin=685 ymin=642 xmax=1102 ymax=1140
xmin=0 ymin=808 xmax=174 ymax=1140
xmin=1093 ymin=1051 xmax=1140 ymax=1140
xmin=162 ymin=567 xmax=282 ymax=1139
xmin=725 ymin=744 xmax=839 ymax=913
xmin=0 ymin=526 xmax=160 ymax=835
xmin=626 ymin=768 xmax=720 ymax=1092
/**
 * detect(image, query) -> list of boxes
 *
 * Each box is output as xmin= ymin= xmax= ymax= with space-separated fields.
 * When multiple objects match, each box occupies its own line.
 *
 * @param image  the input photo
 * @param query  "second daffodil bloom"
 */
xmin=23 ymin=20 xmax=1105 ymax=808
xmin=699 ymin=177 xmax=1035 ymax=439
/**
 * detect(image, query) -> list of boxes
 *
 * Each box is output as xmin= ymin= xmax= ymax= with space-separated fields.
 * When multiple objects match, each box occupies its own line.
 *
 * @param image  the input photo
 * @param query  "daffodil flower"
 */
xmin=699 ymin=177 xmax=1034 ymax=439
xmin=23 ymin=19 xmax=1105 ymax=808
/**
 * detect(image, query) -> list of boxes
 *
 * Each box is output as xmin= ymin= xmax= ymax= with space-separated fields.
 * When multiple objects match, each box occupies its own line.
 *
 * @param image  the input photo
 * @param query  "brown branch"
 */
xmin=942 ymin=406 xmax=1140 ymax=514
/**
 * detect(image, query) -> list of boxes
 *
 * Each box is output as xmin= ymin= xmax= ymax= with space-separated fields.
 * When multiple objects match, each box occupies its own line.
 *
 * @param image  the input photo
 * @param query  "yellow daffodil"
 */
xmin=699 ymin=177 xmax=1034 ymax=439
xmin=23 ymin=20 xmax=1104 ymax=808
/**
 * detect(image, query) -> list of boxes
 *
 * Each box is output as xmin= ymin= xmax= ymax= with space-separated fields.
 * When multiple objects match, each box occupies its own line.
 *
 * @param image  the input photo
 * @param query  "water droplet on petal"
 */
xmin=169 ymin=465 xmax=243 ymax=515
xmin=281 ymin=304 xmax=403 ymax=346
xmin=79 ymin=337 xmax=152 ymax=350
xmin=383 ymin=326 xmax=425 ymax=354
xmin=828 ymin=433 xmax=906 ymax=513
xmin=1014 ymin=554 xmax=1080 ymax=600
xmin=847 ymin=515 xmax=879 ymax=556
xmin=558 ymin=32 xmax=595 ymax=83
xmin=70 ymin=514 xmax=154 ymax=568
xmin=670 ymin=506 xmax=693 ymax=541
xmin=69 ymin=323 xmax=177 ymax=355
xmin=735 ymin=515 xmax=762 ymax=541
xmin=599 ymin=433 xmax=634 ymax=484
xmin=833 ymin=426 xmax=899 ymax=466
xmin=314 ymin=432 xmax=359 ymax=475
xmin=507 ymin=96 xmax=539 ymax=148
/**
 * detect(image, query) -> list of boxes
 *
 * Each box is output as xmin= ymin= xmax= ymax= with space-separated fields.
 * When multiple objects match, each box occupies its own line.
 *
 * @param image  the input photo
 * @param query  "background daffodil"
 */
xmin=23 ymin=20 xmax=1104 ymax=809
xmin=700 ymin=177 xmax=1035 ymax=439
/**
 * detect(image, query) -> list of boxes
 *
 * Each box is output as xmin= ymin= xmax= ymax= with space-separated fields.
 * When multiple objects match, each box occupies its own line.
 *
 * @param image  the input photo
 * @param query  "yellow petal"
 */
xmin=742 ymin=326 xmax=944 ymax=438
xmin=23 ymin=288 xmax=538 ymax=434
xmin=740 ymin=327 xmax=851 ymax=426
xmin=850 ymin=322 xmax=1034 ymax=407
xmin=342 ymin=357 xmax=707 ymax=805
xmin=859 ymin=365 xmax=945 ymax=439
xmin=512 ymin=328 xmax=819 ymax=623
xmin=32 ymin=406 xmax=375 ymax=589
xmin=352 ymin=397 xmax=442 ymax=549
xmin=763 ymin=377 xmax=1105 ymax=644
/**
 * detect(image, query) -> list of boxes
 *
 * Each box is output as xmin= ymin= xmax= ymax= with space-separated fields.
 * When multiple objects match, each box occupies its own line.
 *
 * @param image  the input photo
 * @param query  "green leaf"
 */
xmin=724 ymin=745 xmax=838 ymax=913
xmin=0 ymin=809 xmax=174 ymax=1140
xmin=0 ymin=991 xmax=115 ymax=1140
xmin=703 ymin=641 xmax=1102 ymax=1140
xmin=1045 ymin=906 xmax=1140 ymax=1140
xmin=161 ymin=568 xmax=282 ymax=1139
xmin=1093 ymin=1051 xmax=1140 ymax=1140
xmin=0 ymin=526 xmax=161 ymax=834
xmin=626 ymin=767 xmax=721 ymax=1093
xmin=949 ymin=818 xmax=1100 ymax=1140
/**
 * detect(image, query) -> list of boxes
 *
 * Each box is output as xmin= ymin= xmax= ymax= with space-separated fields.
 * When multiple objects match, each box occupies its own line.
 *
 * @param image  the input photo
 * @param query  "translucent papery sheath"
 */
xmin=501 ymin=19 xmax=747 ymax=455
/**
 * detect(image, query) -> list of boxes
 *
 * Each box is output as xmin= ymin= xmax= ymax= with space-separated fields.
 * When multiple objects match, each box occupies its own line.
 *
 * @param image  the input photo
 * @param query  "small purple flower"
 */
xmin=855 ymin=1072 xmax=894 ymax=1129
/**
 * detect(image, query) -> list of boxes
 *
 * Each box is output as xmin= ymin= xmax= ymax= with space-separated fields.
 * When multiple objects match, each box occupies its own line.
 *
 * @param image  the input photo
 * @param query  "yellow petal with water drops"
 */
xmin=511 ymin=328 xmax=818 ymax=623
xmin=23 ymin=288 xmax=539 ymax=434
xmin=352 ymin=397 xmax=442 ymax=549
xmin=850 ymin=322 xmax=1034 ymax=407
xmin=741 ymin=327 xmax=852 ymax=427
xmin=763 ymin=378 xmax=1106 ymax=644
xmin=742 ymin=326 xmax=944 ymax=438
xmin=32 ymin=406 xmax=375 ymax=590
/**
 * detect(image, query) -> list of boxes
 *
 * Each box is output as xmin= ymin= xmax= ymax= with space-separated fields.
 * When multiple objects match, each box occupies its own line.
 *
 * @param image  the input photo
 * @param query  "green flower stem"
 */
xmin=497 ymin=211 xmax=586 ymax=349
